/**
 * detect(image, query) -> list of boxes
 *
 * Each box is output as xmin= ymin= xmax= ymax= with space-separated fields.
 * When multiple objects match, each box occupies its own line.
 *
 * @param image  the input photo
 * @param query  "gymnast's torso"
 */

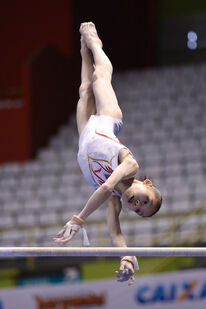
xmin=77 ymin=115 xmax=129 ymax=196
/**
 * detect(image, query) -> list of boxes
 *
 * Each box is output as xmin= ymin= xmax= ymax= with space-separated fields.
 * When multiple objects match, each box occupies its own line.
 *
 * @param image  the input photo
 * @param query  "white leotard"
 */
xmin=77 ymin=115 xmax=129 ymax=196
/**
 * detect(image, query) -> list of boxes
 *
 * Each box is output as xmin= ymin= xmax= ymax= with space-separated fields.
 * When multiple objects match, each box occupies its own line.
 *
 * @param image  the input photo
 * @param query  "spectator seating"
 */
xmin=0 ymin=63 xmax=206 ymax=246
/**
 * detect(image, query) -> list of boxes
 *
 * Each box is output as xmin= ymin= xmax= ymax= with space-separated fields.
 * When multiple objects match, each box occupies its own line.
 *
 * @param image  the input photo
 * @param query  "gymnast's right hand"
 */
xmin=53 ymin=222 xmax=79 ymax=244
xmin=53 ymin=215 xmax=90 ymax=246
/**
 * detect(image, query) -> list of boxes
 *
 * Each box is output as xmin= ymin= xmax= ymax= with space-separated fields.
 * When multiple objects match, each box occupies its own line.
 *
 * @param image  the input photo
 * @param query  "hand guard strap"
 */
xmin=65 ymin=215 xmax=90 ymax=246
xmin=121 ymin=256 xmax=139 ymax=271
xmin=70 ymin=215 xmax=85 ymax=226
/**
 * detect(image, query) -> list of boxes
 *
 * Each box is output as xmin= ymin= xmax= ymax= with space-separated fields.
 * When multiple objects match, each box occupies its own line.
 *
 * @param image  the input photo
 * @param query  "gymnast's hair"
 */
xmin=138 ymin=174 xmax=162 ymax=217
xmin=147 ymin=186 xmax=162 ymax=217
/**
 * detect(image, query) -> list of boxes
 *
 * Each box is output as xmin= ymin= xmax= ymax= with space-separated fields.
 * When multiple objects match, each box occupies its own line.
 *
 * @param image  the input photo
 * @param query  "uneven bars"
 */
xmin=0 ymin=247 xmax=206 ymax=257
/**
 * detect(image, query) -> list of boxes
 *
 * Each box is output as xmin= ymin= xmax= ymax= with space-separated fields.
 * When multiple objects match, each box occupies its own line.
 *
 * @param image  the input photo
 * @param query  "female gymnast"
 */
xmin=54 ymin=22 xmax=162 ymax=283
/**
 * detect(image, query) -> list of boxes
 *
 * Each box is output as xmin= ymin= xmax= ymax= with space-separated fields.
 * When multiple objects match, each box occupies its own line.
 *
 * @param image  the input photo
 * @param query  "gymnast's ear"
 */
xmin=143 ymin=179 xmax=153 ymax=186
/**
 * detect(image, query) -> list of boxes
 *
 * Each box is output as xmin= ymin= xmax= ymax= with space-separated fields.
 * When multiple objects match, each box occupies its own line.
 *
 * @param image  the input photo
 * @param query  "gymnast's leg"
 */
xmin=76 ymin=37 xmax=96 ymax=135
xmin=80 ymin=22 xmax=122 ymax=120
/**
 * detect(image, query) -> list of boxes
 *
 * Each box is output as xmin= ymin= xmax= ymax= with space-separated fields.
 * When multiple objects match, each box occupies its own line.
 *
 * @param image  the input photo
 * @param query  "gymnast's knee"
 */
xmin=79 ymin=82 xmax=93 ymax=98
xmin=92 ymin=65 xmax=113 ymax=83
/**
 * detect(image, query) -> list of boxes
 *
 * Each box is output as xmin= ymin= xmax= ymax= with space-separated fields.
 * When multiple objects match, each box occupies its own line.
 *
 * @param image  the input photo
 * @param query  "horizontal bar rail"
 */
xmin=0 ymin=247 xmax=206 ymax=257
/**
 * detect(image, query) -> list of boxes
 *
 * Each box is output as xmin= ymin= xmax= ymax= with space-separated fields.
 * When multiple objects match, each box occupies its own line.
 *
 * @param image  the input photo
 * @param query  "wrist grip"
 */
xmin=121 ymin=256 xmax=139 ymax=271
xmin=66 ymin=215 xmax=90 ymax=246
xmin=70 ymin=215 xmax=85 ymax=226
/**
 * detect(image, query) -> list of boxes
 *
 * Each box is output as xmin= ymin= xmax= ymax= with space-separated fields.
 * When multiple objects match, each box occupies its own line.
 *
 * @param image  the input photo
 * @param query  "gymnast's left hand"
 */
xmin=115 ymin=259 xmax=135 ymax=285
xmin=53 ymin=223 xmax=79 ymax=244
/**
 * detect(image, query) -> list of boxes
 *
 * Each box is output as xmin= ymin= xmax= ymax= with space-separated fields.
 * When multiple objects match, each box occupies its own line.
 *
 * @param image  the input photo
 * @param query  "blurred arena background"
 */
xmin=0 ymin=0 xmax=206 ymax=308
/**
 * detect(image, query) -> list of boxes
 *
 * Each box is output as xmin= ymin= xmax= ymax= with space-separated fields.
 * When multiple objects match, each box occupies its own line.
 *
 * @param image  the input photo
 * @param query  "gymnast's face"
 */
xmin=122 ymin=179 xmax=157 ymax=217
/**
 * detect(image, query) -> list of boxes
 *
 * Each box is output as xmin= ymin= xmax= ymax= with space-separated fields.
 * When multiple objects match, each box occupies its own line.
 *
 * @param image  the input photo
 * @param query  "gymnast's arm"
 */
xmin=106 ymin=195 xmax=138 ymax=283
xmin=78 ymin=156 xmax=138 ymax=221
xmin=53 ymin=156 xmax=138 ymax=244
xmin=105 ymin=195 xmax=127 ymax=247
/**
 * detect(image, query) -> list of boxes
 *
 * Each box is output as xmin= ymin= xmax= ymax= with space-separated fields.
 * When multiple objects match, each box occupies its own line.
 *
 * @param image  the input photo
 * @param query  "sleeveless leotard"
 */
xmin=77 ymin=115 xmax=129 ymax=196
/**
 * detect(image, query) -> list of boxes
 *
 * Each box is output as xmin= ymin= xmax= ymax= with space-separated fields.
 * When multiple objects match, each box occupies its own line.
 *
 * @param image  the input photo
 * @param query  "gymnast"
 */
xmin=54 ymin=22 xmax=162 ymax=284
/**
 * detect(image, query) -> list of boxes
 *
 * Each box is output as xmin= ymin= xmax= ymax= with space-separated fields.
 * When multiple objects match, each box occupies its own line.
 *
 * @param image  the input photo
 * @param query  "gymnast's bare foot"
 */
xmin=80 ymin=22 xmax=103 ymax=50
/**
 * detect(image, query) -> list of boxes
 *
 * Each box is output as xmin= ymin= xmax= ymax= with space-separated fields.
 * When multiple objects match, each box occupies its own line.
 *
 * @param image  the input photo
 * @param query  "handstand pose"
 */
xmin=54 ymin=22 xmax=162 ymax=283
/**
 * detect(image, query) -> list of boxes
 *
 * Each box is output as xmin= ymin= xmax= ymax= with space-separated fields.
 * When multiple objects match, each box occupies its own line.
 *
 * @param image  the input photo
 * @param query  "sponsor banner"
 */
xmin=0 ymin=269 xmax=206 ymax=308
xmin=18 ymin=267 xmax=81 ymax=287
